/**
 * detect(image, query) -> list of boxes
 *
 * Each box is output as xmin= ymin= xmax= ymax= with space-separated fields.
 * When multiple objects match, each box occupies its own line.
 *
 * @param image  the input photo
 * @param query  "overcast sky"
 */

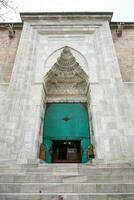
xmin=1 ymin=0 xmax=134 ymax=22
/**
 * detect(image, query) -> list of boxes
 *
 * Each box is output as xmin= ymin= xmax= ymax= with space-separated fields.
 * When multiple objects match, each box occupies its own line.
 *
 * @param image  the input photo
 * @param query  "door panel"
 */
xmin=43 ymin=103 xmax=90 ymax=163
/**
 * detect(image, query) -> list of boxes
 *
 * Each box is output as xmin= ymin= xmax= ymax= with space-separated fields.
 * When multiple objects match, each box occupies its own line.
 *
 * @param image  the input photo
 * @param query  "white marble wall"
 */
xmin=0 ymin=14 xmax=134 ymax=163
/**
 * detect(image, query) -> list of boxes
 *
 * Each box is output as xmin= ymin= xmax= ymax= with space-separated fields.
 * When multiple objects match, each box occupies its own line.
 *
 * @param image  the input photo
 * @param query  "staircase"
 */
xmin=0 ymin=162 xmax=134 ymax=200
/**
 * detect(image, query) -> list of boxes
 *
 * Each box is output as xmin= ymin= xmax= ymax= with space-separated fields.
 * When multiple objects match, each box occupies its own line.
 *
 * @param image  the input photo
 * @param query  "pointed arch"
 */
xmin=44 ymin=46 xmax=89 ymax=75
xmin=38 ymin=46 xmax=94 ymax=163
xmin=43 ymin=46 xmax=89 ymax=102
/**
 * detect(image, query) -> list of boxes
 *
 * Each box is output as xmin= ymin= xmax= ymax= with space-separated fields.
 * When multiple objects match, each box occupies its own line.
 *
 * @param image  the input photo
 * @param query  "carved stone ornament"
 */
xmin=44 ymin=46 xmax=89 ymax=99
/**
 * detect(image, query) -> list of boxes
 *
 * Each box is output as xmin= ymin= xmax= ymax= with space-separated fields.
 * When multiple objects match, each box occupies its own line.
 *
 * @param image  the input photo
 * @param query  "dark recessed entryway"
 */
xmin=52 ymin=140 xmax=81 ymax=163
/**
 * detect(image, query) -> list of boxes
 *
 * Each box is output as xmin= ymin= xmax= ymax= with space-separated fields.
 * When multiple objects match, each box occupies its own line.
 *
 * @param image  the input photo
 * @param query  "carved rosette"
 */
xmin=44 ymin=46 xmax=89 ymax=99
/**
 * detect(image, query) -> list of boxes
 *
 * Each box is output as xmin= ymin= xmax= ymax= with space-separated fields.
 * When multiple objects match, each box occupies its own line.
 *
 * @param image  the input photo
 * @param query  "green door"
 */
xmin=43 ymin=103 xmax=90 ymax=163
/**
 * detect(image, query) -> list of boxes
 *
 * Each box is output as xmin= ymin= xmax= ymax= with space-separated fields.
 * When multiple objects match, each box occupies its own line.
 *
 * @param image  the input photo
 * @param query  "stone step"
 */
xmin=0 ymin=163 xmax=132 ymax=170
xmin=0 ymin=174 xmax=134 ymax=183
xmin=0 ymin=163 xmax=82 ymax=169
xmin=0 ymin=193 xmax=134 ymax=200
xmin=0 ymin=183 xmax=134 ymax=193
xmin=38 ymin=163 xmax=133 ymax=168
xmin=0 ymin=167 xmax=134 ymax=176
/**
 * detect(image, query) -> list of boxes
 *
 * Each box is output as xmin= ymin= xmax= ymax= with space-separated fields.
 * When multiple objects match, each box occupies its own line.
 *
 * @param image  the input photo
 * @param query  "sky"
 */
xmin=1 ymin=0 xmax=134 ymax=22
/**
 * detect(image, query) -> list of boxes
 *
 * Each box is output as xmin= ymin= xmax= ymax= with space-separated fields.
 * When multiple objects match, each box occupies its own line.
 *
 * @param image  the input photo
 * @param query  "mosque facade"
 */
xmin=0 ymin=12 xmax=134 ymax=164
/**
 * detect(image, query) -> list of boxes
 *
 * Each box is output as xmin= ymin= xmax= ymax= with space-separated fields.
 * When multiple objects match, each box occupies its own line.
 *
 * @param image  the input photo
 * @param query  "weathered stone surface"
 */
xmin=0 ymin=163 xmax=134 ymax=199
xmin=0 ymin=28 xmax=21 ymax=83
xmin=111 ymin=27 xmax=134 ymax=82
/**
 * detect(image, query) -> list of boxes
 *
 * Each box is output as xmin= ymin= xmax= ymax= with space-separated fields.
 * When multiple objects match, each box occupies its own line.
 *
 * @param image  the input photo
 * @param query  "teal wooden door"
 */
xmin=43 ymin=103 xmax=90 ymax=163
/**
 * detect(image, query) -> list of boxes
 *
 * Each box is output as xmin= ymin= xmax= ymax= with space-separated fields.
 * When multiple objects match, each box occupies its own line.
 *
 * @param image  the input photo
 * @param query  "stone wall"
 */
xmin=0 ymin=26 xmax=22 ymax=162
xmin=111 ymin=25 xmax=134 ymax=82
xmin=0 ymin=16 xmax=134 ymax=164
xmin=0 ymin=27 xmax=22 ymax=83
xmin=1 ymin=24 xmax=134 ymax=84
xmin=110 ymin=25 xmax=134 ymax=163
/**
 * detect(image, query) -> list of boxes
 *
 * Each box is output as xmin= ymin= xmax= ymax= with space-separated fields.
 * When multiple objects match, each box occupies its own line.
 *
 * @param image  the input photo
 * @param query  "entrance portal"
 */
xmin=42 ymin=47 xmax=90 ymax=163
xmin=52 ymin=140 xmax=81 ymax=163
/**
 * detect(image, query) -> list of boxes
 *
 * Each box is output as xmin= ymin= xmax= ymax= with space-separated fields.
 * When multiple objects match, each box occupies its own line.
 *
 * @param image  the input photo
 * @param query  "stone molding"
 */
xmin=20 ymin=12 xmax=113 ymax=22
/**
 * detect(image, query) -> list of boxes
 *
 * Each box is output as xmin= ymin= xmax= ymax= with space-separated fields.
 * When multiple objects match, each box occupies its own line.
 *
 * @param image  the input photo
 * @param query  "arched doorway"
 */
xmin=42 ymin=46 xmax=92 ymax=163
